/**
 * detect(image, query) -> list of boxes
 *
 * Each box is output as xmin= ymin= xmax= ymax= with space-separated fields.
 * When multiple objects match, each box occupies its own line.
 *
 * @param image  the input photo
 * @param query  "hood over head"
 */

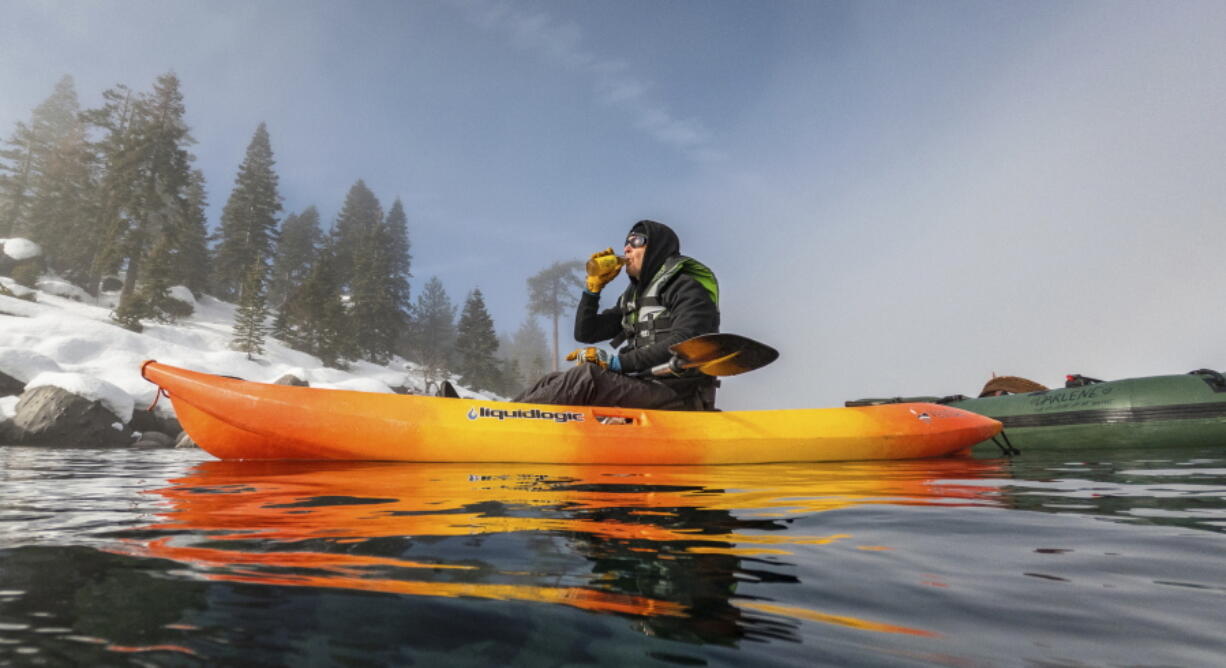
xmin=628 ymin=220 xmax=680 ymax=286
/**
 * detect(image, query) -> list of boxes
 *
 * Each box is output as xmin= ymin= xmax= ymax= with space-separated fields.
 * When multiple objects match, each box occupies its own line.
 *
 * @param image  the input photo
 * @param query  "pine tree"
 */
xmin=329 ymin=180 xmax=382 ymax=287
xmin=268 ymin=206 xmax=322 ymax=309
xmin=22 ymin=76 xmax=97 ymax=282
xmin=270 ymin=302 xmax=291 ymax=343
xmin=85 ymin=73 xmax=196 ymax=329
xmin=498 ymin=358 xmax=524 ymax=396
xmin=278 ymin=239 xmax=353 ymax=367
xmin=211 ymin=122 xmax=282 ymax=300
xmin=385 ymin=197 xmax=413 ymax=286
xmin=277 ymin=245 xmax=323 ymax=351
xmin=349 ymin=221 xmax=402 ymax=364
xmin=384 ymin=197 xmax=413 ymax=352
xmin=0 ymin=76 xmax=96 ymax=264
xmin=408 ymin=276 xmax=456 ymax=383
xmin=0 ymin=118 xmax=36 ymax=238
xmin=110 ymin=289 xmax=147 ymax=332
xmin=502 ymin=316 xmax=551 ymax=390
xmin=173 ymin=169 xmax=211 ymax=297
xmin=105 ymin=167 xmax=203 ymax=325
xmin=84 ymin=83 xmax=143 ymax=295
xmin=453 ymin=288 xmax=502 ymax=392
xmin=317 ymin=289 xmax=355 ymax=368
xmin=325 ymin=185 xmax=414 ymax=366
xmin=231 ymin=262 xmax=269 ymax=359
xmin=527 ymin=261 xmax=584 ymax=371
xmin=133 ymin=230 xmax=193 ymax=323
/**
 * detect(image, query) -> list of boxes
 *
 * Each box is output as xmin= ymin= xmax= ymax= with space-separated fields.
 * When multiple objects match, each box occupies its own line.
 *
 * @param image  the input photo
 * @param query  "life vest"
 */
xmin=616 ymin=255 xmax=719 ymax=349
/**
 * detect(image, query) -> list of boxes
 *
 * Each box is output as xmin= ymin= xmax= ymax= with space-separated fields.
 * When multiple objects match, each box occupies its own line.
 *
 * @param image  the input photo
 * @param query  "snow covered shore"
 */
xmin=0 ymin=272 xmax=482 ymax=446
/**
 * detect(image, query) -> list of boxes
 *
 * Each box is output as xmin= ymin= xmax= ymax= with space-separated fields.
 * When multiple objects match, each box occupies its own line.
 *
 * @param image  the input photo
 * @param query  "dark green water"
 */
xmin=1 ymin=445 xmax=1224 ymax=666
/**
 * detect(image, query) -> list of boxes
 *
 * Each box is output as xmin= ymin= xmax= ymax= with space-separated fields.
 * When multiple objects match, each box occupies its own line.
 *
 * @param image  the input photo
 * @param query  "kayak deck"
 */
xmin=142 ymin=361 xmax=1002 ymax=464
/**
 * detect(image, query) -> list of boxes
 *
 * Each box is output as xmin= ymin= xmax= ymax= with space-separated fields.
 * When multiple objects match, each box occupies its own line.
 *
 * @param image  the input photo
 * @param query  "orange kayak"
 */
xmin=141 ymin=361 xmax=1001 ymax=464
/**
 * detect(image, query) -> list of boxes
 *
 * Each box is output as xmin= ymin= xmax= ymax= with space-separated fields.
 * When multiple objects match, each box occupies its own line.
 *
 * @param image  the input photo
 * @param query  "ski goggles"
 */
xmin=624 ymin=232 xmax=648 ymax=248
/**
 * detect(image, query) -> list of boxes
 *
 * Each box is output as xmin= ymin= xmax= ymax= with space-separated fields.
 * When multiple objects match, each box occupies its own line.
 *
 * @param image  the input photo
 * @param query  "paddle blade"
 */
xmin=669 ymin=333 xmax=779 ymax=377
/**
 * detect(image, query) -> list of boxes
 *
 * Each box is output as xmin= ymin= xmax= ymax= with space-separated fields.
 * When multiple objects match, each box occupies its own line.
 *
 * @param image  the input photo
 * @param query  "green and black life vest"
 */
xmin=616 ymin=255 xmax=719 ymax=349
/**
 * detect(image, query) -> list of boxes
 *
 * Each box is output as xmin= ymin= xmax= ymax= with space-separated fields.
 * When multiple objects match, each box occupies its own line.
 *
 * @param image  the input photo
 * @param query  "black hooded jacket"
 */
xmin=573 ymin=220 xmax=720 ymax=388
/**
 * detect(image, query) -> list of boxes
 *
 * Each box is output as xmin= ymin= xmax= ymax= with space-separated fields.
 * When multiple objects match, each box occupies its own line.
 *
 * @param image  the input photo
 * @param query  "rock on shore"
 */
xmin=0 ymin=371 xmax=182 ymax=449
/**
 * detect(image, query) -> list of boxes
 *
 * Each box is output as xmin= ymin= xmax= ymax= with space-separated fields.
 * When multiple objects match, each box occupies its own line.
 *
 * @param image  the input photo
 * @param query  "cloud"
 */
xmin=452 ymin=0 xmax=719 ymax=160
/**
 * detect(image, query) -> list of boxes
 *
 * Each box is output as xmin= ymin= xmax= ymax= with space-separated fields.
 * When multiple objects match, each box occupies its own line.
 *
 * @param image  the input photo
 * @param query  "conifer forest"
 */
xmin=0 ymin=73 xmax=554 ymax=395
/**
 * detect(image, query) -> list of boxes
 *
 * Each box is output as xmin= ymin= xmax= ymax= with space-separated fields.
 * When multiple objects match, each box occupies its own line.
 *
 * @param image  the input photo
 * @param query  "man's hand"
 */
xmin=585 ymin=248 xmax=623 ymax=293
xmin=566 ymin=346 xmax=612 ymax=369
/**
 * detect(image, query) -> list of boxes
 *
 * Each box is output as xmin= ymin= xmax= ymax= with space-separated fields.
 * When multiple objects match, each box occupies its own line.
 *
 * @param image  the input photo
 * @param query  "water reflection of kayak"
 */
xmin=141 ymin=361 xmax=1000 ymax=463
xmin=847 ymin=370 xmax=1226 ymax=451
xmin=112 ymin=458 xmax=1007 ymax=636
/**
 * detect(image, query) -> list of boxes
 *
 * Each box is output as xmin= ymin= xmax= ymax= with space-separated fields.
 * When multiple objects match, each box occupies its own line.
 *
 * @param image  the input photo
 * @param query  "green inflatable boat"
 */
xmin=847 ymin=369 xmax=1226 ymax=453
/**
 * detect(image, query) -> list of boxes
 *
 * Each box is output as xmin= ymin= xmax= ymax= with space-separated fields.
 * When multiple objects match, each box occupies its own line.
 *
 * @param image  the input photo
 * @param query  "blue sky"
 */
xmin=4 ymin=0 xmax=1226 ymax=409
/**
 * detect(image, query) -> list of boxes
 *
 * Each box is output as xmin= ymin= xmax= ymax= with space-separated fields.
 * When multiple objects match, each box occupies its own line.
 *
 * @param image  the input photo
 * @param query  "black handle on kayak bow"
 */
xmin=648 ymin=333 xmax=779 ymax=378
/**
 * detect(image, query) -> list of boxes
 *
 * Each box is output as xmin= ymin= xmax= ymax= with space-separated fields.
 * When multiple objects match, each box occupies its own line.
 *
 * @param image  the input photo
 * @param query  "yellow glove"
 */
xmin=585 ymin=248 xmax=624 ymax=293
xmin=565 ymin=347 xmax=611 ymax=369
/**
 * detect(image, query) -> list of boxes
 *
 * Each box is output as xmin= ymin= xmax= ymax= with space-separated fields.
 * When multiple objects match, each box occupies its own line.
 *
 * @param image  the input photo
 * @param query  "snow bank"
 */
xmin=37 ymin=277 xmax=92 ymax=301
xmin=0 ymin=347 xmax=63 ymax=384
xmin=26 ymin=371 xmax=135 ymax=424
xmin=2 ymin=238 xmax=42 ymax=261
xmin=0 ymin=269 xmax=495 ymax=442
xmin=315 ymin=377 xmax=396 ymax=393
xmin=279 ymin=366 xmax=309 ymax=382
xmin=0 ymin=279 xmax=37 ymax=303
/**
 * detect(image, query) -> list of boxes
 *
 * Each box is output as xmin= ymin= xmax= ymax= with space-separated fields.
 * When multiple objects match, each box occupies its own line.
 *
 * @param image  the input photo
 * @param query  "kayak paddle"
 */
xmin=650 ymin=333 xmax=779 ymax=377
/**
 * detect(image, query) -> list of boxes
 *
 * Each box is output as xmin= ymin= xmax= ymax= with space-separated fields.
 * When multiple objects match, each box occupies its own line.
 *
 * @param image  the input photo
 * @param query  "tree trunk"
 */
xmin=118 ymin=249 xmax=141 ymax=308
xmin=550 ymin=313 xmax=560 ymax=372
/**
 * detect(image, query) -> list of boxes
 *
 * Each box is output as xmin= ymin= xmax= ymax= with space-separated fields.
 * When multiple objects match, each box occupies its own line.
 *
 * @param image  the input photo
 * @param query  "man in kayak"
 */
xmin=514 ymin=220 xmax=720 ymax=410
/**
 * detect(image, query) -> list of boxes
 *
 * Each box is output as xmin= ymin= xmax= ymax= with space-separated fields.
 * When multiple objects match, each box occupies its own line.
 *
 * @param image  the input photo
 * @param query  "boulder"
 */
xmin=0 ymin=371 xmax=23 ymax=397
xmin=128 ymin=407 xmax=159 ymax=433
xmin=273 ymin=373 xmax=308 ymax=386
xmin=0 ymin=416 xmax=15 ymax=444
xmin=133 ymin=431 xmax=175 ymax=448
xmin=130 ymin=409 xmax=182 ymax=437
xmin=9 ymin=385 xmax=133 ymax=447
xmin=174 ymin=431 xmax=198 ymax=449
xmin=0 ymin=238 xmax=46 ymax=287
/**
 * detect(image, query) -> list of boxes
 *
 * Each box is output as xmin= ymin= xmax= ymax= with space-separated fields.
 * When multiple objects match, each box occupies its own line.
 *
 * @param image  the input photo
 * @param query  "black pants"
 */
xmin=513 ymin=364 xmax=713 ymax=411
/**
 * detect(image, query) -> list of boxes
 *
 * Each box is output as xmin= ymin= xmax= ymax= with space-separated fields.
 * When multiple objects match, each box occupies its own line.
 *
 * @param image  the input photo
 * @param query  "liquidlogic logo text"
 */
xmin=467 ymin=406 xmax=585 ymax=424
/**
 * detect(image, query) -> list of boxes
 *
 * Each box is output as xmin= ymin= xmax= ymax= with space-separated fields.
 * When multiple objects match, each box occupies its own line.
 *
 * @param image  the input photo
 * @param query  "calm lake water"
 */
xmin=1 ymin=444 xmax=1224 ymax=667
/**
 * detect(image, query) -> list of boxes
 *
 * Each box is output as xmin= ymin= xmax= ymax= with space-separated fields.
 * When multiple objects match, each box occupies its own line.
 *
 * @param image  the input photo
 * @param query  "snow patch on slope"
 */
xmin=26 ymin=371 xmax=135 ymax=423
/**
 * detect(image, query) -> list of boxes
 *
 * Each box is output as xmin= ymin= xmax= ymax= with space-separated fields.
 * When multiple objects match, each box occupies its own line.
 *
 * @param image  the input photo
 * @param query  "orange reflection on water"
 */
xmin=740 ymin=602 xmax=940 ymax=638
xmin=117 ymin=457 xmax=1006 ymax=637
xmin=211 ymin=571 xmax=689 ymax=618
